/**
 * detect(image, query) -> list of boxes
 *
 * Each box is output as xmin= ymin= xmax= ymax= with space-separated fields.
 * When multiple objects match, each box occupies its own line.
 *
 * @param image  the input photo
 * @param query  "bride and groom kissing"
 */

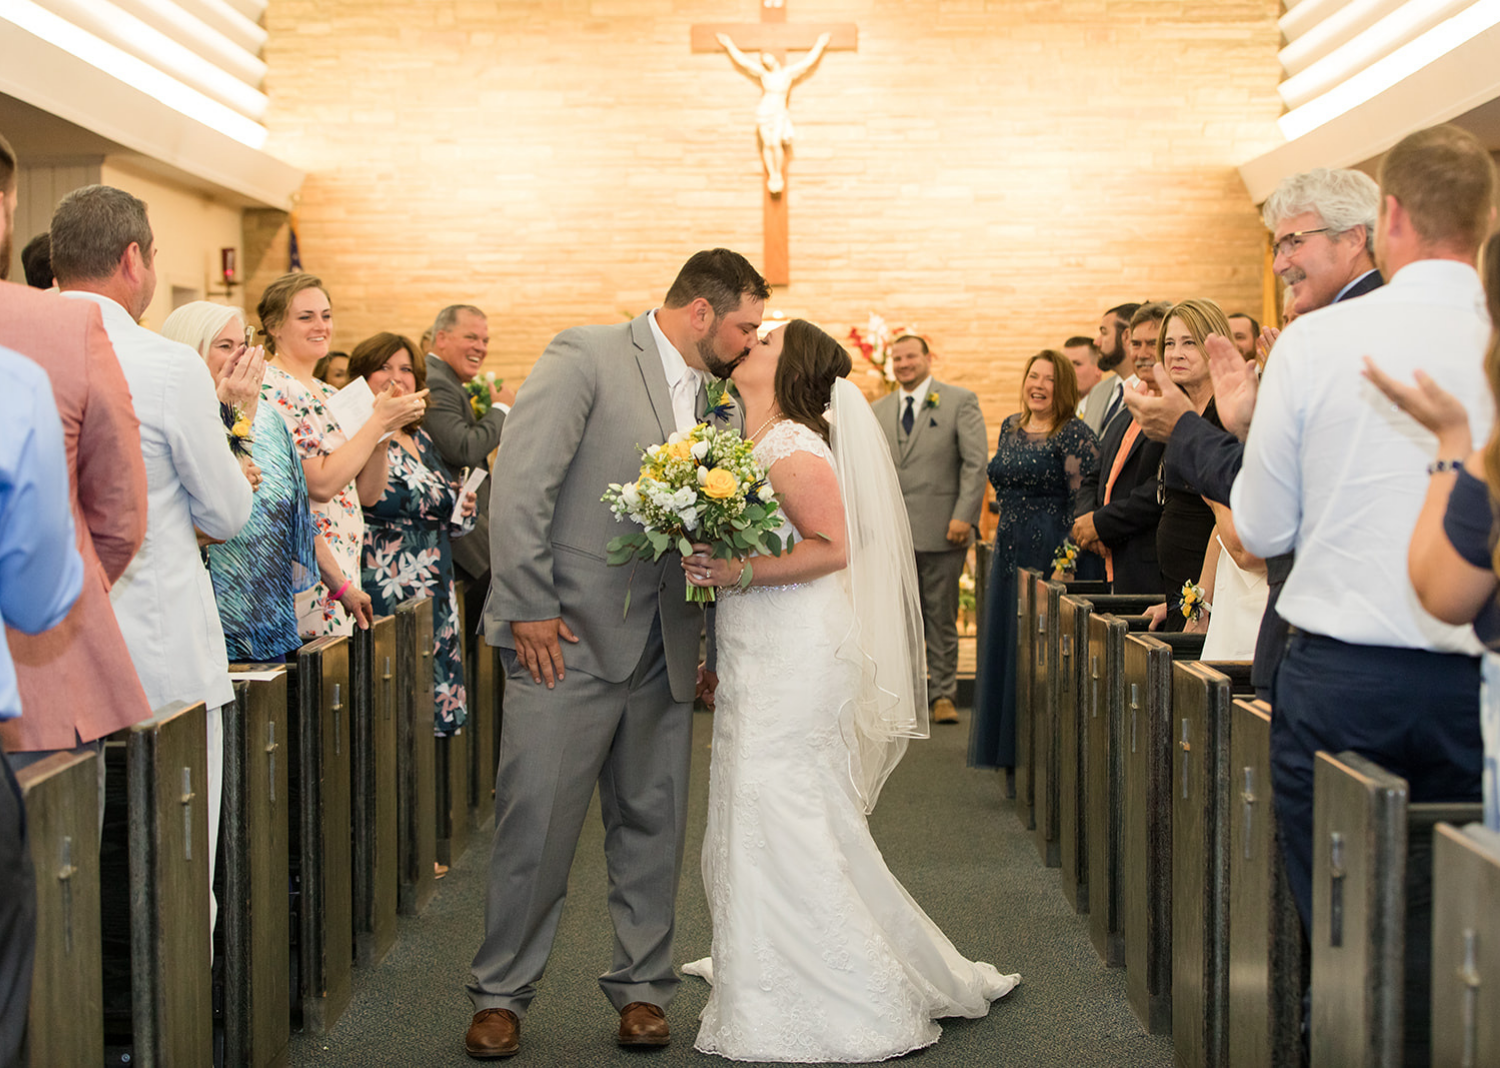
xmin=465 ymin=249 xmax=1018 ymax=1061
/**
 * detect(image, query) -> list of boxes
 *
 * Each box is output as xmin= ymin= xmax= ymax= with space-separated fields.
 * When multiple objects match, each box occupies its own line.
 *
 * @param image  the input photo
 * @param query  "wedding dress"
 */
xmin=683 ymin=385 xmax=1018 ymax=1063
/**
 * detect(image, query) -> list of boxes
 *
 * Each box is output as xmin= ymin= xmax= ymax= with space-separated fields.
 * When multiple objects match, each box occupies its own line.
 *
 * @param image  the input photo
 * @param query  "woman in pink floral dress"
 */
xmin=256 ymin=274 xmax=429 ymax=637
xmin=349 ymin=332 xmax=477 ymax=734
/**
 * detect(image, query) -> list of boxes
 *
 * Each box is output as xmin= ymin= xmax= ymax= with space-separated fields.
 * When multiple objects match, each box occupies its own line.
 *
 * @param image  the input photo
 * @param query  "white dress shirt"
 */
xmin=65 ymin=292 xmax=253 ymax=711
xmin=1231 ymin=259 xmax=1491 ymax=653
xmin=648 ymin=309 xmax=702 ymax=432
xmin=897 ymin=376 xmax=933 ymax=436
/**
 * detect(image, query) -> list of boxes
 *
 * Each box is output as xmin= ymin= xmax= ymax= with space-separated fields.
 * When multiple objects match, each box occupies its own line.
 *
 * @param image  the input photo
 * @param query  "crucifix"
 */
xmin=692 ymin=2 xmax=858 ymax=286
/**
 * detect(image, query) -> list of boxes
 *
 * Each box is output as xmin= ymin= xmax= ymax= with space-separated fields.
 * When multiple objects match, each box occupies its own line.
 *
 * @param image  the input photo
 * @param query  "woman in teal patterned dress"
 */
xmin=351 ymin=332 xmax=478 ymax=735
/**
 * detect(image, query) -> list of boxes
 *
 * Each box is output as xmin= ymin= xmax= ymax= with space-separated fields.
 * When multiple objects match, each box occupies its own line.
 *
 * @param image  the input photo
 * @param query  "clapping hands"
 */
xmin=215 ymin=343 xmax=266 ymax=416
xmin=373 ymin=381 xmax=430 ymax=433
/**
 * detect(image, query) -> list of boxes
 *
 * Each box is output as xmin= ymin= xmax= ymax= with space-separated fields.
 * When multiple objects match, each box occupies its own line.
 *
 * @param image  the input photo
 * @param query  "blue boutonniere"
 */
xmin=924 ymin=391 xmax=940 ymax=410
xmin=705 ymin=380 xmax=736 ymax=422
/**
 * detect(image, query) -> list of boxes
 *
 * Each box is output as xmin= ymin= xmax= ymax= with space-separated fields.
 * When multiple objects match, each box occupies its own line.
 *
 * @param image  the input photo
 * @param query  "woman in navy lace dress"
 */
xmin=970 ymin=351 xmax=1099 ymax=769
xmin=351 ymin=333 xmax=477 ymax=735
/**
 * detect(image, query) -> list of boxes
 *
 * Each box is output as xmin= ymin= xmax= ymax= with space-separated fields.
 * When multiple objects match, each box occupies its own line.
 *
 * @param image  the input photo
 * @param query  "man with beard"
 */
xmin=466 ymin=249 xmax=767 ymax=1059
xmin=1123 ymin=167 xmax=1381 ymax=700
xmin=1227 ymin=313 xmax=1260 ymax=361
xmin=1095 ymin=302 xmax=1139 ymax=377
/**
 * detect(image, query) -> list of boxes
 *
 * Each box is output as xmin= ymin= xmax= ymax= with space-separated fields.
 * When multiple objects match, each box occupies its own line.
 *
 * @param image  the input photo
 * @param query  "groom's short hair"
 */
xmin=663 ymin=248 xmax=771 ymax=319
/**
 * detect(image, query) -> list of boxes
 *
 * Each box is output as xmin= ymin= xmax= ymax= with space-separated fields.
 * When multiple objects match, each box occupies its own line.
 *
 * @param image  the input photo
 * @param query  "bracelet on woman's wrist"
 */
xmin=327 ymin=578 xmax=352 ymax=606
xmin=1427 ymin=458 xmax=1466 ymax=475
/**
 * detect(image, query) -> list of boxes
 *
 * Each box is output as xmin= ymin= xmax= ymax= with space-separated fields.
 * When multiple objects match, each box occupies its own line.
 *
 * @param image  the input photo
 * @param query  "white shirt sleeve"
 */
xmin=1230 ymin=331 xmax=1303 ymax=559
xmin=168 ymin=354 xmax=254 ymax=542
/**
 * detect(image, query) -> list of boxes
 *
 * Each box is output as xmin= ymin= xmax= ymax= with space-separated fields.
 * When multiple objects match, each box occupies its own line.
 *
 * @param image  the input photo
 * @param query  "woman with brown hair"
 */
xmin=969 ymin=349 xmax=1099 ymax=769
xmin=256 ymin=273 xmax=427 ymax=636
xmin=350 ymin=332 xmax=476 ymax=736
xmin=679 ymin=319 xmax=1018 ymax=1061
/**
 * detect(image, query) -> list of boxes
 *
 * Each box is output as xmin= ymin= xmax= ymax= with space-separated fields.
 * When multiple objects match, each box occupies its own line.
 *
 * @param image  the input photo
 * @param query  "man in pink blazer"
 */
xmin=0 ymin=133 xmax=151 ymax=763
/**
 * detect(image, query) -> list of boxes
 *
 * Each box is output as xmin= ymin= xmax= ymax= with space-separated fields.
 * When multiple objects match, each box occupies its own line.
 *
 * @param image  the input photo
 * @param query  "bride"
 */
xmin=680 ymin=320 xmax=1019 ymax=1062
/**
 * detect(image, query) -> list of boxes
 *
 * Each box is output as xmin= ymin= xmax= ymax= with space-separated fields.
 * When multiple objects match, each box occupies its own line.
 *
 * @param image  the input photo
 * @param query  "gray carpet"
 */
xmin=290 ymin=707 xmax=1171 ymax=1065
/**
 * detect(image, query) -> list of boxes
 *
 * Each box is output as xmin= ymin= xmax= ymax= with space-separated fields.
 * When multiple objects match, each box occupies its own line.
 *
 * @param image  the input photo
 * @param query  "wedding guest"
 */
xmin=350 ymin=331 xmax=476 ymax=734
xmin=314 ymin=349 xmax=351 ymax=389
xmin=1227 ymin=313 xmax=1260 ymax=361
xmin=1095 ymin=302 xmax=1139 ymax=378
xmin=257 ymin=273 xmax=427 ymax=637
xmin=52 ymin=184 xmax=253 ymax=938
xmin=424 ymin=304 xmax=515 ymax=627
xmin=1068 ymin=336 xmax=1123 ymax=435
xmin=0 ymin=140 xmax=151 ymax=777
xmin=969 ymin=350 xmax=1098 ymax=769
xmin=0 ymin=345 xmax=84 ymax=1067
xmin=162 ymin=302 xmax=371 ymax=660
xmin=872 ymin=333 xmax=989 ymax=726
xmin=1126 ymin=301 xmax=1168 ymax=387
xmin=21 ymin=232 xmax=52 ymax=289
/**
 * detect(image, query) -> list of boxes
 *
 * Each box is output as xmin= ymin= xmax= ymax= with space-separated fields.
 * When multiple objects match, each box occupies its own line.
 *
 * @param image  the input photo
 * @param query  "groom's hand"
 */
xmin=511 ymin=618 xmax=580 ymax=688
xmin=696 ymin=664 xmax=718 ymax=710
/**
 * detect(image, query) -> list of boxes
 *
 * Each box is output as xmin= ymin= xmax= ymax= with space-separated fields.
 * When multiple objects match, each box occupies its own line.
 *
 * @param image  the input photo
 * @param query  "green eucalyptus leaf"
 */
xmin=738 ymin=560 xmax=754 ymax=588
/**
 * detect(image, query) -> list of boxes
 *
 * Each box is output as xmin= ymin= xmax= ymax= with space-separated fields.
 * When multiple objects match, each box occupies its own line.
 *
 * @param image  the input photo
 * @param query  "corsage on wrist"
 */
xmin=1180 ymin=580 xmax=1211 ymax=623
xmin=1052 ymin=539 xmax=1080 ymax=574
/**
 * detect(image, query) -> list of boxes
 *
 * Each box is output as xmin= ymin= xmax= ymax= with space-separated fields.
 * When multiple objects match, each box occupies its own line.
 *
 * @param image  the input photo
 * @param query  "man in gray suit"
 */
xmin=424 ymin=304 xmax=516 ymax=626
xmin=872 ymin=335 xmax=988 ymax=725
xmin=465 ymin=249 xmax=768 ymax=1059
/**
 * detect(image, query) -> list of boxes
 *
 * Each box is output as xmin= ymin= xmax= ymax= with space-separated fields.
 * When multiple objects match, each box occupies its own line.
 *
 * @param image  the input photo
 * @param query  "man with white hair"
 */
xmin=1122 ymin=167 xmax=1383 ymax=700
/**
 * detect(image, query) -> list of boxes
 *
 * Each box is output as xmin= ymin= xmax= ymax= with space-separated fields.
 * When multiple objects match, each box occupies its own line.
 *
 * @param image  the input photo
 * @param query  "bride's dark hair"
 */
xmin=774 ymin=319 xmax=853 ymax=444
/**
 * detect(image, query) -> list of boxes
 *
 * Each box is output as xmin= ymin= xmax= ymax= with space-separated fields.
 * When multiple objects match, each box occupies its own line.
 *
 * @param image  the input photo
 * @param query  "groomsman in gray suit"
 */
xmin=873 ymin=335 xmax=988 ymax=725
xmin=465 ymin=249 xmax=768 ymax=1059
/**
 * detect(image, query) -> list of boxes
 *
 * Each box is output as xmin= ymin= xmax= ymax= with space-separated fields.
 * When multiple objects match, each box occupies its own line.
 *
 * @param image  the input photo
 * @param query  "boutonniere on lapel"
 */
xmin=705 ymin=379 xmax=736 ymax=422
xmin=923 ymin=390 xmax=941 ymax=411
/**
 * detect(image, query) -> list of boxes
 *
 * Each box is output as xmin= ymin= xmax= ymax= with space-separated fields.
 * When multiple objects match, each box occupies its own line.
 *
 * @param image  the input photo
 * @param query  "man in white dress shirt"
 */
xmin=1232 ymin=127 xmax=1494 ymax=964
xmin=50 ymin=185 xmax=253 ymax=933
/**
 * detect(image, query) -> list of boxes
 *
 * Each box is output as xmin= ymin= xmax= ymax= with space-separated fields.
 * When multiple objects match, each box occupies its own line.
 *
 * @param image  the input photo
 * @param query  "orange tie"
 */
xmin=1100 ymin=421 xmax=1142 ymax=583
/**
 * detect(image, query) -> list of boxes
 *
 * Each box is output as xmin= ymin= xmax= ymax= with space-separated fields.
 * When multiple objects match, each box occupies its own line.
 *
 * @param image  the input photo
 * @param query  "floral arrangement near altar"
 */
xmin=846 ymin=313 xmax=921 ymax=385
xmin=464 ymin=371 xmax=503 ymax=418
xmin=602 ymin=422 xmax=787 ymax=605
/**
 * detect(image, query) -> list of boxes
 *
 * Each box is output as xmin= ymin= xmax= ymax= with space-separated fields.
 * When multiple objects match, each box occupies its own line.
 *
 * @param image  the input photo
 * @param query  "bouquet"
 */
xmin=602 ymin=422 xmax=786 ymax=605
xmin=464 ymin=371 xmax=503 ymax=418
xmin=1052 ymin=539 xmax=1080 ymax=575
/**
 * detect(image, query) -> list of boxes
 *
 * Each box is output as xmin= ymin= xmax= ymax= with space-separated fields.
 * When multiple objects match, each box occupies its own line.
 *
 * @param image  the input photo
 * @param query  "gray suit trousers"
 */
xmin=467 ymin=613 xmax=692 ymax=1016
xmin=915 ymin=547 xmax=968 ymax=703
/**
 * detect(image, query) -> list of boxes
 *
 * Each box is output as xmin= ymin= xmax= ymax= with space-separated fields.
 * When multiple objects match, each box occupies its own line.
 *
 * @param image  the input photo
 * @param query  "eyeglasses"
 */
xmin=1272 ymin=228 xmax=1330 ymax=259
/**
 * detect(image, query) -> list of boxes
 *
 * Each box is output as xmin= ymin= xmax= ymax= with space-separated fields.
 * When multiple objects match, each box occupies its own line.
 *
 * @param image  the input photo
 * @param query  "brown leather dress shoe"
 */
xmin=618 ymin=1001 xmax=670 ymax=1047
xmin=932 ymin=697 xmax=959 ymax=723
xmin=465 ymin=1008 xmax=519 ymax=1058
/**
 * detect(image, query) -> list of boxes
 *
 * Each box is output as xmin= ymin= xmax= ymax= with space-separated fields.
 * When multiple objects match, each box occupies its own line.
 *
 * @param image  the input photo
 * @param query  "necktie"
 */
xmin=902 ymin=396 xmax=915 ymax=435
xmin=672 ymin=373 xmax=699 ymax=433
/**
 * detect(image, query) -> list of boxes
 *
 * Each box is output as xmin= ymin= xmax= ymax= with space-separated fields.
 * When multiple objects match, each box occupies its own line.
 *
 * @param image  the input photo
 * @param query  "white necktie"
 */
xmin=671 ymin=373 xmax=699 ymax=432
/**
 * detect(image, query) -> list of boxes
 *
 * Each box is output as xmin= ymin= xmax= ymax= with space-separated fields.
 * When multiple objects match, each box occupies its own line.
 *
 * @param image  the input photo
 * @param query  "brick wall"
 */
xmin=252 ymin=0 xmax=1285 ymax=437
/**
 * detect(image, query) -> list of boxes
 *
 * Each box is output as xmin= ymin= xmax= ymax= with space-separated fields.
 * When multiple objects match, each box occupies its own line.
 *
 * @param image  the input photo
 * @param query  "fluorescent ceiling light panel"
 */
xmin=1 ymin=0 xmax=267 ymax=149
xmin=1279 ymin=0 xmax=1500 ymax=140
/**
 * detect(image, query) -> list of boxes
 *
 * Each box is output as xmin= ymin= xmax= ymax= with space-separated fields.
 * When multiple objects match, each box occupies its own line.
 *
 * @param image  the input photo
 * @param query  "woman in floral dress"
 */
xmin=350 ymin=332 xmax=477 ymax=735
xmin=256 ymin=274 xmax=428 ymax=637
xmin=969 ymin=350 xmax=1099 ymax=769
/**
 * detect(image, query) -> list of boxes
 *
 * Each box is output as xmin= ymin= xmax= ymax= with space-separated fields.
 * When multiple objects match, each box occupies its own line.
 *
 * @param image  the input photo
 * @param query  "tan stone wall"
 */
xmin=253 ymin=0 xmax=1285 ymax=438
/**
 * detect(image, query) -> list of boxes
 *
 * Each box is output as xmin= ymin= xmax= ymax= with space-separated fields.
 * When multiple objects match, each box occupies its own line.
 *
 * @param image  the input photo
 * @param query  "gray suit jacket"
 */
xmin=424 ymin=354 xmax=506 ymax=581
xmin=481 ymin=313 xmax=708 ymax=702
xmin=872 ymin=379 xmax=988 ymax=553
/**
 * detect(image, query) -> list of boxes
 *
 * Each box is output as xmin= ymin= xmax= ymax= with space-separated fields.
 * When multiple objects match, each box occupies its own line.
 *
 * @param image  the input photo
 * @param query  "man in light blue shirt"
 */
xmin=0 ymin=343 xmax=85 ymax=1065
xmin=1231 ymin=129 xmax=1495 ymax=1058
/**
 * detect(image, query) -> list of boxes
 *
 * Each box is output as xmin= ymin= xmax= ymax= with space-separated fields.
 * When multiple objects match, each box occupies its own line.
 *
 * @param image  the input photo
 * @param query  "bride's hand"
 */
xmin=684 ymin=543 xmax=742 ymax=588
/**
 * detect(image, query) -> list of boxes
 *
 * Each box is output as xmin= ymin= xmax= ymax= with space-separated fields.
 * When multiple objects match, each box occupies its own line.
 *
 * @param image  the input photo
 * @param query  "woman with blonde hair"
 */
xmin=970 ymin=349 xmax=1099 ymax=768
xmin=162 ymin=301 xmax=370 ymax=657
xmin=256 ymin=273 xmax=426 ymax=636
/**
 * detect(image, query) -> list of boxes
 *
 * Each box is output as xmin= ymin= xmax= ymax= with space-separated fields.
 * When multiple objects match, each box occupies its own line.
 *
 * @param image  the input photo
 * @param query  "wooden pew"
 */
xmin=396 ymin=595 xmax=437 ymax=916
xmin=1014 ymin=567 xmax=1040 ymax=829
xmin=1120 ymin=630 xmax=1205 ymax=1035
xmin=1086 ymin=611 xmax=1130 ymax=966
xmin=126 ymin=701 xmax=214 ymax=1062
xmin=1430 ymin=821 xmax=1500 ymax=1066
xmin=1030 ymin=574 xmax=1063 ymax=866
xmin=1226 ymin=697 xmax=1305 ymax=1068
xmin=350 ymin=617 xmax=398 ymax=968
xmin=1309 ymin=751 xmax=1481 ymax=1066
xmin=288 ymin=635 xmax=353 ymax=1033
xmin=1170 ymin=659 xmax=1253 ymax=1068
xmin=437 ymin=728 xmax=470 ymax=866
xmin=222 ymin=667 xmax=291 ymax=1067
xmin=469 ymin=638 xmax=502 ymax=832
xmin=16 ymin=750 xmax=103 ymax=1067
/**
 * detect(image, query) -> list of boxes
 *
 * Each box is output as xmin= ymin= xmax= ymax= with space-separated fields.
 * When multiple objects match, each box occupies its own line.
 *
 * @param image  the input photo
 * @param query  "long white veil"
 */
xmin=829 ymin=377 xmax=929 ymax=814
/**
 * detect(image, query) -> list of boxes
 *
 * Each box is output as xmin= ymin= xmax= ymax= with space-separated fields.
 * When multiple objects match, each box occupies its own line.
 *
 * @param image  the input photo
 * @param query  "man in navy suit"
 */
xmin=1123 ymin=167 xmax=1383 ymax=699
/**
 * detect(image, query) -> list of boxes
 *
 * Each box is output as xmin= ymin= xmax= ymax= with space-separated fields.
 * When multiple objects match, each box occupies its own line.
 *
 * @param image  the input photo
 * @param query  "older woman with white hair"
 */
xmin=161 ymin=301 xmax=370 ymax=661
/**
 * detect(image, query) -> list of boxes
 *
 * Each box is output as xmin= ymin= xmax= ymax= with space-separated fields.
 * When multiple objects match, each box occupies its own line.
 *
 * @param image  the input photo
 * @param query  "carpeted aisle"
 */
xmin=289 ymin=707 xmax=1171 ymax=1065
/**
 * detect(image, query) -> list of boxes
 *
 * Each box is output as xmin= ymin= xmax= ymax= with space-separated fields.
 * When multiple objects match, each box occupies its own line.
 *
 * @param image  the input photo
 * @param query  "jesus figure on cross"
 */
xmin=716 ymin=30 xmax=831 ymax=195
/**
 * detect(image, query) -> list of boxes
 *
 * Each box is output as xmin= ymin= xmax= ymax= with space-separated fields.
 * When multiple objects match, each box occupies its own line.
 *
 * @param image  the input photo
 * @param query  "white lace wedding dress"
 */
xmin=683 ymin=420 xmax=1019 ymax=1063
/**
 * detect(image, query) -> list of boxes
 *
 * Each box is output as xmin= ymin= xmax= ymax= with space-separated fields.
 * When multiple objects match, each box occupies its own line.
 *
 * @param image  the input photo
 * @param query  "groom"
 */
xmin=465 ymin=249 xmax=769 ymax=1058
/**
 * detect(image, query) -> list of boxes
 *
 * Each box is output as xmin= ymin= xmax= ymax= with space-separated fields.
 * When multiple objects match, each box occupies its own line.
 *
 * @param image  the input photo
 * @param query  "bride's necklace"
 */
xmin=750 ymin=409 xmax=784 ymax=442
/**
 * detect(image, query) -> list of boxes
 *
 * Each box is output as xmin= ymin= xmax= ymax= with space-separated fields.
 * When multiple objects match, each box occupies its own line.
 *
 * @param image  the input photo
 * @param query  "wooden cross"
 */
xmin=692 ymin=3 xmax=858 ymax=286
